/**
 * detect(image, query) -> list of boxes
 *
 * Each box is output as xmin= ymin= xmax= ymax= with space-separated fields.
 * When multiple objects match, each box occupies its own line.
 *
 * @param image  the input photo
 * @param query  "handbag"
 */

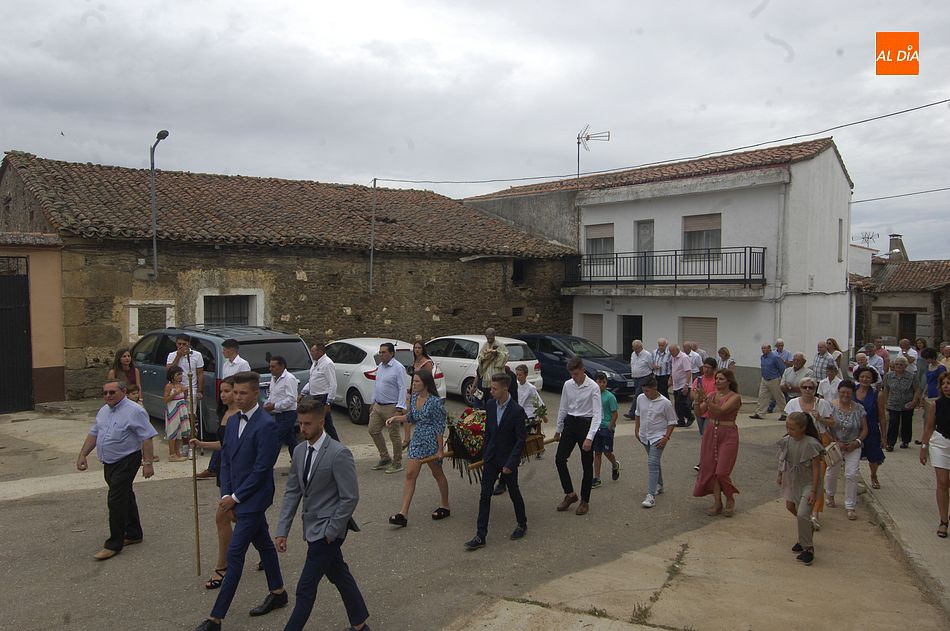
xmin=823 ymin=441 xmax=843 ymax=467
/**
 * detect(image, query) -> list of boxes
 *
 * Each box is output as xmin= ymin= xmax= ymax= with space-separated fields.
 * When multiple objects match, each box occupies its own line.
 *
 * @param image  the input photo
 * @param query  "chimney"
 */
xmin=887 ymin=234 xmax=908 ymax=262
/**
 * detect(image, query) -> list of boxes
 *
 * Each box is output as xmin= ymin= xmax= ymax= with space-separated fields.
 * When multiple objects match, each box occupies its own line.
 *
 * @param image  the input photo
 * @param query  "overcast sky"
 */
xmin=1 ymin=0 xmax=947 ymax=258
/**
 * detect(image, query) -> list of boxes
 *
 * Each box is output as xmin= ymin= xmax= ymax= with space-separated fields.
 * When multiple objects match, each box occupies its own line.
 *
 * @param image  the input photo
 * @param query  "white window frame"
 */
xmin=128 ymin=299 xmax=176 ymax=343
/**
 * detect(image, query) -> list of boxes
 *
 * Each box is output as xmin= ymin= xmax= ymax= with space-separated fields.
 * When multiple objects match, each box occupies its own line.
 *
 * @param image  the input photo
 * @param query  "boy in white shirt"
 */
xmin=515 ymin=365 xmax=545 ymax=460
xmin=635 ymin=376 xmax=678 ymax=509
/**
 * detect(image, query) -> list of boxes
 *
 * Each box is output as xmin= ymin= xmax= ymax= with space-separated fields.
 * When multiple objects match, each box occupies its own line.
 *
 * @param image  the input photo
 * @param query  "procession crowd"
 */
xmin=76 ymin=330 xmax=950 ymax=629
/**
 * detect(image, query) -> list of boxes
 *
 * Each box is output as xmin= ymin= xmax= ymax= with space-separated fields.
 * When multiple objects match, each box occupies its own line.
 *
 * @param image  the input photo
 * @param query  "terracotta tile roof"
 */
xmin=466 ymin=138 xmax=849 ymax=201
xmin=1 ymin=152 xmax=573 ymax=258
xmin=0 ymin=231 xmax=62 ymax=247
xmin=872 ymin=260 xmax=950 ymax=292
xmin=848 ymin=273 xmax=875 ymax=290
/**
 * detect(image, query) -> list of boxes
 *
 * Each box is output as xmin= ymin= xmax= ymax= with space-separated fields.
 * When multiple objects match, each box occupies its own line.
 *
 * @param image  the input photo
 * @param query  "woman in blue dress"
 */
xmin=855 ymin=367 xmax=886 ymax=489
xmin=385 ymin=369 xmax=450 ymax=527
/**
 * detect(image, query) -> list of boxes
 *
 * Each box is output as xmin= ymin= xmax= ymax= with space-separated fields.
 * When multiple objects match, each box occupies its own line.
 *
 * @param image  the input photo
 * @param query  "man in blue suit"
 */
xmin=465 ymin=372 xmax=528 ymax=550
xmin=196 ymin=372 xmax=287 ymax=631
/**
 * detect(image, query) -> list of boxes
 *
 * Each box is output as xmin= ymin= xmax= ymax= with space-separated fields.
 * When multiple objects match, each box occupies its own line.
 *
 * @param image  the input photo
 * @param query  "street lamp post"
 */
xmin=149 ymin=129 xmax=169 ymax=279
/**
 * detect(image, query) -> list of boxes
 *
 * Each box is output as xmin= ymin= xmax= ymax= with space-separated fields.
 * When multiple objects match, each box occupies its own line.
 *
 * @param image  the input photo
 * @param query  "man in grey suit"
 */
xmin=275 ymin=398 xmax=370 ymax=631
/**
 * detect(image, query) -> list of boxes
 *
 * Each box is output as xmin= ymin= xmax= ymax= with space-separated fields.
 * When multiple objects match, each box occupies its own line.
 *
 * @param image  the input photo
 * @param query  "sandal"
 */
xmin=431 ymin=507 xmax=451 ymax=520
xmin=938 ymin=522 xmax=949 ymax=538
xmin=205 ymin=567 xmax=226 ymax=590
xmin=388 ymin=513 xmax=408 ymax=527
xmin=847 ymin=510 xmax=857 ymax=521
xmin=826 ymin=496 xmax=836 ymax=508
xmin=871 ymin=477 xmax=881 ymax=490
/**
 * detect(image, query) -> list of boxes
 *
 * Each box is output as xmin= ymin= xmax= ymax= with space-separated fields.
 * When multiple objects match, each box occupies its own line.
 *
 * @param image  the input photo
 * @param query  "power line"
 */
xmin=375 ymin=97 xmax=950 ymax=186
xmin=852 ymin=186 xmax=950 ymax=204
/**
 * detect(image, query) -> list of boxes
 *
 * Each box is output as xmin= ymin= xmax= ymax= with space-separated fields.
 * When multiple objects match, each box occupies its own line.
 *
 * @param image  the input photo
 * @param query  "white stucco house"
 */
xmin=466 ymin=138 xmax=854 ymax=392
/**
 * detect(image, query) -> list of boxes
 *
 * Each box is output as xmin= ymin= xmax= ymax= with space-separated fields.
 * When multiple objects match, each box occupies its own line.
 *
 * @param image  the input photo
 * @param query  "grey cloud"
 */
xmin=0 ymin=1 xmax=947 ymax=257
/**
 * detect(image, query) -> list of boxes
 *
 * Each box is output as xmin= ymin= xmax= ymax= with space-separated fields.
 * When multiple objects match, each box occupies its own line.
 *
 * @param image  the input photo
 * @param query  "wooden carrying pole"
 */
xmin=186 ymin=355 xmax=202 ymax=577
xmin=417 ymin=435 xmax=560 ymax=468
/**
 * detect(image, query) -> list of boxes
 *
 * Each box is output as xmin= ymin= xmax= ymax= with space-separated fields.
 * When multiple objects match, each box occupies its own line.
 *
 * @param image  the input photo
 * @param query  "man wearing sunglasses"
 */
xmin=76 ymin=381 xmax=158 ymax=561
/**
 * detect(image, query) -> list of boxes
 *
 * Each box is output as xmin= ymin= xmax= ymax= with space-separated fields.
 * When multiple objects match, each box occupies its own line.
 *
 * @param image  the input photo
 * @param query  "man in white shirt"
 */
xmin=264 ymin=356 xmax=300 ymax=459
xmin=166 ymin=333 xmax=205 ymax=404
xmin=685 ymin=342 xmax=703 ymax=381
xmin=624 ymin=339 xmax=654 ymax=419
xmin=898 ymin=338 xmax=919 ymax=374
xmin=300 ymin=343 xmax=339 ymax=441
xmin=197 ymin=338 xmax=250 ymax=480
xmin=669 ymin=344 xmax=695 ymax=427
xmin=635 ymin=376 xmax=678 ymax=509
xmin=780 ymin=353 xmax=814 ymax=420
xmin=554 ymin=357 xmax=602 ymax=516
xmin=221 ymin=339 xmax=251 ymax=378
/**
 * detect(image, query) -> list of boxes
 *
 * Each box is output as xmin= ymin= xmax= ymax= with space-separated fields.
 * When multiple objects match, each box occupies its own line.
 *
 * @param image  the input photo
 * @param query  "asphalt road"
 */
xmin=0 ymin=390 xmax=785 ymax=631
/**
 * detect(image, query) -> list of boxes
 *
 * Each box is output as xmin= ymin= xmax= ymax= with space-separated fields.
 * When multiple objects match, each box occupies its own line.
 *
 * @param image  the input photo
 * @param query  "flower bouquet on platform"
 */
xmin=441 ymin=406 xmax=554 ymax=484
xmin=446 ymin=408 xmax=486 ymax=483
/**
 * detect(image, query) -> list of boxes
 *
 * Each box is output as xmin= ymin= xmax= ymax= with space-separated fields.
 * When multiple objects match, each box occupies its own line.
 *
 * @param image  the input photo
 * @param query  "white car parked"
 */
xmin=425 ymin=335 xmax=543 ymax=406
xmin=324 ymin=337 xmax=446 ymax=424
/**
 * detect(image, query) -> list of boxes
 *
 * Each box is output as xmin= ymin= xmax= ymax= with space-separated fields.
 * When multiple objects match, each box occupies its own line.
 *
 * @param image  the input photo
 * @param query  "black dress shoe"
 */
xmin=493 ymin=482 xmax=506 ymax=495
xmin=195 ymin=620 xmax=221 ymax=631
xmin=249 ymin=590 xmax=289 ymax=616
xmin=510 ymin=525 xmax=527 ymax=540
xmin=464 ymin=535 xmax=486 ymax=550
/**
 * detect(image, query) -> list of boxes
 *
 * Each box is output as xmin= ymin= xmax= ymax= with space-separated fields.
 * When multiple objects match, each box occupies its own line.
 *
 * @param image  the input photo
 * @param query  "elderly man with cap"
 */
xmin=76 ymin=380 xmax=157 ymax=560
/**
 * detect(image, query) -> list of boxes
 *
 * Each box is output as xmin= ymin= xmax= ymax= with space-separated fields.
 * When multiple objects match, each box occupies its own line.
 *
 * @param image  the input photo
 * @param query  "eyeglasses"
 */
xmin=102 ymin=390 xmax=118 ymax=395
xmin=800 ymin=385 xmax=816 ymax=390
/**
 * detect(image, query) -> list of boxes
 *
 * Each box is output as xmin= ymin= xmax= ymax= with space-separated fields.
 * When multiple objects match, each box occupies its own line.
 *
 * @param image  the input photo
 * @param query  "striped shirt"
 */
xmin=652 ymin=349 xmax=672 ymax=376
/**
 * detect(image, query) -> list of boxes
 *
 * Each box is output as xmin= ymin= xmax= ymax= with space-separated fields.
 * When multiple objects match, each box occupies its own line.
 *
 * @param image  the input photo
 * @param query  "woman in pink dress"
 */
xmin=693 ymin=369 xmax=743 ymax=516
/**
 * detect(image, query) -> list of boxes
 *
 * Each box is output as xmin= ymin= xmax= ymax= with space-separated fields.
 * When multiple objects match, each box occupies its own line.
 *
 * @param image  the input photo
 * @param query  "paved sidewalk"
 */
xmin=860 ymin=445 xmax=950 ymax=614
xmin=447 ymin=496 xmax=947 ymax=631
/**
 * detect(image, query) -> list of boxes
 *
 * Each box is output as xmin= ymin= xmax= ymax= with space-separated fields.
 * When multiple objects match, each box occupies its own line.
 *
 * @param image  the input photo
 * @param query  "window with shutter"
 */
xmin=581 ymin=313 xmax=604 ymax=347
xmin=682 ymin=214 xmax=722 ymax=258
xmin=679 ymin=317 xmax=718 ymax=357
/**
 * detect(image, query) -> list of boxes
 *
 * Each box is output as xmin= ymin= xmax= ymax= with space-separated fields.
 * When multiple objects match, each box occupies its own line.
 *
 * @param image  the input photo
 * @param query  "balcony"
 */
xmin=563 ymin=246 xmax=766 ymax=288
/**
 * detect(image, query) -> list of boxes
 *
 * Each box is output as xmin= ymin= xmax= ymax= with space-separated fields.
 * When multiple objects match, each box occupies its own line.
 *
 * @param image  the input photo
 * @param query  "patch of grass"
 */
xmin=502 ymin=596 xmax=552 ymax=609
xmin=630 ymin=601 xmax=653 ymax=625
xmin=587 ymin=606 xmax=609 ymax=618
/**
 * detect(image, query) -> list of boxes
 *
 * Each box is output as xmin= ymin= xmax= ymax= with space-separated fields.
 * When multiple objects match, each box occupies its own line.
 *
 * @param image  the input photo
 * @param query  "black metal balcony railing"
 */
xmin=564 ymin=246 xmax=767 ymax=287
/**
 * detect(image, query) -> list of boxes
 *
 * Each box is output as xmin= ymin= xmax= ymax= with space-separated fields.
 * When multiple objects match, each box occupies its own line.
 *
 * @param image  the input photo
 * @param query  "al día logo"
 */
xmin=876 ymin=32 xmax=919 ymax=75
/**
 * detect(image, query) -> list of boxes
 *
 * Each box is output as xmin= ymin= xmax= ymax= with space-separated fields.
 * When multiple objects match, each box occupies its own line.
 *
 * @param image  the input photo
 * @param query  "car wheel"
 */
xmin=462 ymin=377 xmax=478 ymax=407
xmin=347 ymin=388 xmax=370 ymax=425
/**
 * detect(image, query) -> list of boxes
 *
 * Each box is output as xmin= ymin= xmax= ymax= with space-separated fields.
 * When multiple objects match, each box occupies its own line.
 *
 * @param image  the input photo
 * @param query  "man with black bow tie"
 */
xmin=195 ymin=371 xmax=287 ymax=631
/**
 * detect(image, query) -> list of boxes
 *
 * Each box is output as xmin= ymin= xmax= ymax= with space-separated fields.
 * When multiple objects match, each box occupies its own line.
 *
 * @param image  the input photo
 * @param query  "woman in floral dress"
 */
xmin=385 ymin=369 xmax=450 ymax=527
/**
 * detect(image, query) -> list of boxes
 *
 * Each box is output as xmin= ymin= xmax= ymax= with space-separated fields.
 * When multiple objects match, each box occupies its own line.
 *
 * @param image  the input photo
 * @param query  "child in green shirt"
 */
xmin=592 ymin=372 xmax=621 ymax=488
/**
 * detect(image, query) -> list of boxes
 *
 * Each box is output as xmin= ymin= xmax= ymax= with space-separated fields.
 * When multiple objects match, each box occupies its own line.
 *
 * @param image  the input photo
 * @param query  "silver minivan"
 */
xmin=131 ymin=325 xmax=311 ymax=435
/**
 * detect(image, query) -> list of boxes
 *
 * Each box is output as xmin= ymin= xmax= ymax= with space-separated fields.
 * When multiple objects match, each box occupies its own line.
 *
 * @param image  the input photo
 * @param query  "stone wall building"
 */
xmin=852 ymin=235 xmax=950 ymax=348
xmin=0 ymin=151 xmax=574 ymax=405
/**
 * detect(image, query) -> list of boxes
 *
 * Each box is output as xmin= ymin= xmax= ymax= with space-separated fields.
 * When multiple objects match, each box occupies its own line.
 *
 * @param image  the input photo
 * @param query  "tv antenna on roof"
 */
xmin=577 ymin=124 xmax=610 ymax=178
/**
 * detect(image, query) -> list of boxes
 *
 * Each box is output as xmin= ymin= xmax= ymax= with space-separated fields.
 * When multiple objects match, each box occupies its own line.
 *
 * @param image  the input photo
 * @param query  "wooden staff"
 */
xmin=466 ymin=435 xmax=559 ymax=471
xmin=186 ymin=352 xmax=202 ymax=577
xmin=418 ymin=450 xmax=453 ymax=465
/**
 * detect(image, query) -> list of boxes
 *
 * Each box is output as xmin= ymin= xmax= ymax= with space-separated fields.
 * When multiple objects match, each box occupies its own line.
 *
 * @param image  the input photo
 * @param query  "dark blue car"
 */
xmin=512 ymin=334 xmax=635 ymax=397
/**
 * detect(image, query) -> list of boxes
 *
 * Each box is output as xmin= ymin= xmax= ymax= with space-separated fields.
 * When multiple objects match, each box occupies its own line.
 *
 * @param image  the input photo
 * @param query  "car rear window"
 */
xmin=239 ymin=340 xmax=311 ymax=373
xmin=373 ymin=349 xmax=415 ymax=374
xmin=506 ymin=343 xmax=536 ymax=362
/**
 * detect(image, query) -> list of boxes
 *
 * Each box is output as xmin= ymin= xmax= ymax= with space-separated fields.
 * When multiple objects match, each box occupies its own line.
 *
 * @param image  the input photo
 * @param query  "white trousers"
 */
xmin=825 ymin=447 xmax=861 ymax=510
